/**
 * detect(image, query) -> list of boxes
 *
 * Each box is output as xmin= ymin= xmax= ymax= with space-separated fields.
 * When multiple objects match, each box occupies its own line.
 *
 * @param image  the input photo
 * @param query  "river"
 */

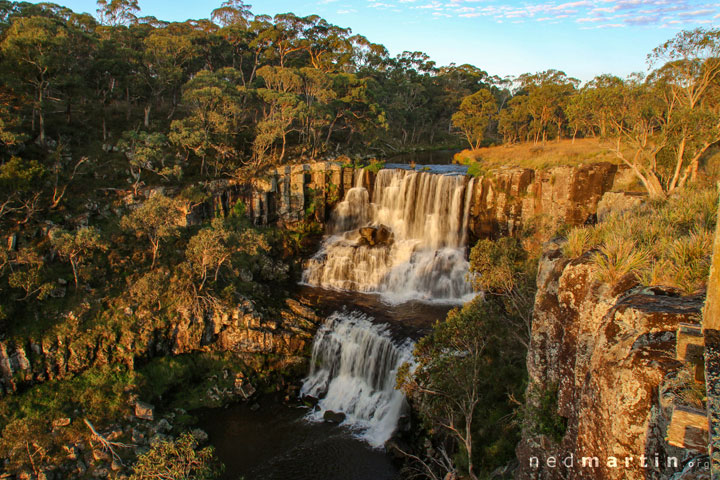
xmin=199 ymin=165 xmax=475 ymax=479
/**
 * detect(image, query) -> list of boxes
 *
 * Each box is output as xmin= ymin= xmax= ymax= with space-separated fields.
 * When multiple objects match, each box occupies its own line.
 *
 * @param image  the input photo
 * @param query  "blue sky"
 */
xmin=28 ymin=0 xmax=720 ymax=81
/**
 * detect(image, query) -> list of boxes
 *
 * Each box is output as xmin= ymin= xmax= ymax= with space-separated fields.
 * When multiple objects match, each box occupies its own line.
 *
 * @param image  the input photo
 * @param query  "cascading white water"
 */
xmin=302 ymin=168 xmax=476 ymax=304
xmin=300 ymin=310 xmax=414 ymax=448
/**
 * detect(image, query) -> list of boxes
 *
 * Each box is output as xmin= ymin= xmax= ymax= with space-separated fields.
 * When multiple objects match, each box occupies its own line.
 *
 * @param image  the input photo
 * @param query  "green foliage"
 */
xmin=563 ymin=186 xmax=718 ymax=293
xmin=120 ymin=192 xmax=184 ymax=268
xmin=0 ymin=365 xmax=133 ymax=475
xmin=128 ymin=432 xmax=223 ymax=480
xmin=0 ymin=156 xmax=45 ymax=190
xmin=451 ymin=88 xmax=497 ymax=150
xmin=400 ymin=298 xmax=527 ymax=479
xmin=136 ymin=353 xmax=247 ymax=410
xmin=362 ymin=158 xmax=385 ymax=174
xmin=50 ymin=226 xmax=107 ymax=288
xmin=524 ymin=383 xmax=567 ymax=443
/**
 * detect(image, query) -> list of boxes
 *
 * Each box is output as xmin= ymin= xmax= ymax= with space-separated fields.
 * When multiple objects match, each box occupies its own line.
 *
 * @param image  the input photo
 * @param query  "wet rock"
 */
xmin=358 ymin=224 xmax=394 ymax=247
xmin=134 ymin=401 xmax=155 ymax=421
xmin=323 ymin=410 xmax=346 ymax=424
xmin=303 ymin=395 xmax=319 ymax=407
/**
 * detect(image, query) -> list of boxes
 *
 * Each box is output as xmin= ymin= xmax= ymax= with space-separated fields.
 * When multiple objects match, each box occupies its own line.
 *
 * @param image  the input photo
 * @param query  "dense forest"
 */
xmin=0 ymin=1 xmax=719 ymax=479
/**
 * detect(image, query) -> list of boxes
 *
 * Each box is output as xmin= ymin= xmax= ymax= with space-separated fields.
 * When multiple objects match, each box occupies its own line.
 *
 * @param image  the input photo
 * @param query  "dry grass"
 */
xmin=564 ymin=186 xmax=718 ymax=294
xmin=455 ymin=138 xmax=621 ymax=172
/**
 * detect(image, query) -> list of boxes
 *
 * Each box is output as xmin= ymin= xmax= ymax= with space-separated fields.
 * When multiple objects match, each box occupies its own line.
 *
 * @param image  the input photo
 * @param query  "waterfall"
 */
xmin=300 ymin=310 xmax=414 ymax=448
xmin=302 ymin=168 xmax=476 ymax=304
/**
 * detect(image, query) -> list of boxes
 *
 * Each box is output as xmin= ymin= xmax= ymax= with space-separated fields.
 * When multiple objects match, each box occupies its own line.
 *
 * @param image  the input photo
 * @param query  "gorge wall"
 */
xmin=187 ymin=161 xmax=623 ymax=241
xmin=0 ymin=297 xmax=321 ymax=396
xmin=516 ymin=240 xmax=705 ymax=480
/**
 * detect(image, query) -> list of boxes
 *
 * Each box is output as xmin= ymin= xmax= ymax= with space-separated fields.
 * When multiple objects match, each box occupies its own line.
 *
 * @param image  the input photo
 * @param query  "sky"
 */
xmin=26 ymin=0 xmax=720 ymax=81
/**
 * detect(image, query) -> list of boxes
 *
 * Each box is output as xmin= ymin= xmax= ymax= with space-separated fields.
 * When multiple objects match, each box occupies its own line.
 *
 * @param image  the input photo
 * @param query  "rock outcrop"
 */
xmin=467 ymin=162 xmax=619 ymax=240
xmin=0 ymin=298 xmax=321 ymax=395
xmin=184 ymin=161 xmax=622 ymax=240
xmin=516 ymin=241 xmax=704 ymax=480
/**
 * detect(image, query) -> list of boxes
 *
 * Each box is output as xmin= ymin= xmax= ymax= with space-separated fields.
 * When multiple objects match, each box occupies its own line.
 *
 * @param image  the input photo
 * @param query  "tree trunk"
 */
xmin=144 ymin=104 xmax=151 ymax=128
xmin=71 ymin=259 xmax=79 ymax=289
xmin=38 ymin=88 xmax=45 ymax=145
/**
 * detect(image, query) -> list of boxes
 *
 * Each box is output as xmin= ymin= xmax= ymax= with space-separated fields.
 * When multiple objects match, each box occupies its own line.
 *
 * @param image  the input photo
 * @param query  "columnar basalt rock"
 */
xmin=467 ymin=162 xmax=619 ymax=240
xmin=516 ymin=241 xmax=704 ymax=480
xmin=0 ymin=299 xmax=321 ymax=396
xmin=185 ymin=161 xmax=620 ymax=236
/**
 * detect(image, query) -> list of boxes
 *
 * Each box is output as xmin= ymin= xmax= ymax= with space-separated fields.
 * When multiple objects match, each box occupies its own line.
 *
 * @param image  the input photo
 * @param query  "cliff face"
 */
xmin=467 ymin=162 xmax=619 ymax=240
xmin=0 ymin=298 xmax=321 ymax=395
xmin=516 ymin=241 xmax=704 ymax=480
xmin=187 ymin=161 xmax=622 ymax=239
xmin=185 ymin=162 xmax=359 ymax=227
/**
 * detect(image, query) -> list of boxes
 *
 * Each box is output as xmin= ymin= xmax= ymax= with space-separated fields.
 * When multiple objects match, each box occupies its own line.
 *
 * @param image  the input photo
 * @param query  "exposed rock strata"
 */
xmin=186 ymin=161 xmax=622 ymax=239
xmin=516 ymin=240 xmax=704 ymax=480
xmin=0 ymin=298 xmax=320 ymax=395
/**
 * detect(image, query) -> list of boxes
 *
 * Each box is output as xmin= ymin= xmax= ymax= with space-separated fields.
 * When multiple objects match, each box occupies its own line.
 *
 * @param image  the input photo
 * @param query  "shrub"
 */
xmin=592 ymin=236 xmax=650 ymax=286
xmin=563 ymin=186 xmax=718 ymax=294
xmin=524 ymin=383 xmax=567 ymax=443
xmin=128 ymin=432 xmax=223 ymax=480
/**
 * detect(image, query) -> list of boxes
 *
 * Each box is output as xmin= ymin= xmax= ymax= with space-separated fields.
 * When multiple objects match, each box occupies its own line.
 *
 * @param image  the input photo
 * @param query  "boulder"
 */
xmin=323 ymin=410 xmax=346 ymax=424
xmin=52 ymin=417 xmax=71 ymax=428
xmin=134 ymin=401 xmax=155 ymax=421
xmin=156 ymin=418 xmax=172 ymax=433
xmin=302 ymin=395 xmax=319 ymax=407
xmin=358 ymin=225 xmax=394 ymax=247
xmin=191 ymin=428 xmax=209 ymax=444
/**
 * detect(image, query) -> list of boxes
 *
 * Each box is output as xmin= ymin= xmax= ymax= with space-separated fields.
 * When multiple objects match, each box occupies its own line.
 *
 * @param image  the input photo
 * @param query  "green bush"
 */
xmin=524 ymin=383 xmax=567 ymax=443
xmin=129 ymin=432 xmax=223 ymax=480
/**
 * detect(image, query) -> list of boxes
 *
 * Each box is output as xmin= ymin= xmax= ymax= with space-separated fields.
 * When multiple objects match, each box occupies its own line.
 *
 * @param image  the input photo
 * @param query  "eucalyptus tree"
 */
xmin=601 ymin=28 xmax=720 ymax=197
xmin=169 ymin=68 xmax=245 ymax=175
xmin=452 ymin=89 xmax=497 ymax=150
xmin=1 ymin=16 xmax=72 ymax=144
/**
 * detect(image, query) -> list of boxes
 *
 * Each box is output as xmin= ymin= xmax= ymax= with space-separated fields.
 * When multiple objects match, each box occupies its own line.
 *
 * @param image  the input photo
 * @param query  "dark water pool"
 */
xmin=198 ymin=397 xmax=401 ymax=480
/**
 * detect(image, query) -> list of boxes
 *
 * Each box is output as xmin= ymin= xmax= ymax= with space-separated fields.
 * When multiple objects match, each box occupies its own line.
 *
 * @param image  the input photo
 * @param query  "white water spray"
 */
xmin=300 ymin=310 xmax=414 ymax=448
xmin=302 ymin=168 xmax=476 ymax=304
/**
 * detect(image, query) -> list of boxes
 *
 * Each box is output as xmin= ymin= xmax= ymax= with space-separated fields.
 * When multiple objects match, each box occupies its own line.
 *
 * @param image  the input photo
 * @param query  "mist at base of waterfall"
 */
xmin=300 ymin=310 xmax=414 ymax=448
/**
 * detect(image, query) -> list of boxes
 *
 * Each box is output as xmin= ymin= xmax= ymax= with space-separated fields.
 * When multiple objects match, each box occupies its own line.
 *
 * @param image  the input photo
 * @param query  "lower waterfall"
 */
xmin=300 ymin=310 xmax=414 ymax=448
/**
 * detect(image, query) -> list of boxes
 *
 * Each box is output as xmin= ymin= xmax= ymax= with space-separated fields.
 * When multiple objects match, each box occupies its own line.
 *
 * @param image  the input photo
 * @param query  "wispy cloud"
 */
xmin=365 ymin=0 xmax=719 ymax=27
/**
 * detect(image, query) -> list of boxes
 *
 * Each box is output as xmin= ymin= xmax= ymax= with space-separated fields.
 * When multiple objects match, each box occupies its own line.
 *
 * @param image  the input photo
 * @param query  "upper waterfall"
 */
xmin=302 ymin=168 xmax=476 ymax=304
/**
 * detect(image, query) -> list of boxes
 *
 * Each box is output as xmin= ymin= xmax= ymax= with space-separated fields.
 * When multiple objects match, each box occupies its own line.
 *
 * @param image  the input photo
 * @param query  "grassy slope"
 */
xmin=455 ymin=138 xmax=620 ymax=171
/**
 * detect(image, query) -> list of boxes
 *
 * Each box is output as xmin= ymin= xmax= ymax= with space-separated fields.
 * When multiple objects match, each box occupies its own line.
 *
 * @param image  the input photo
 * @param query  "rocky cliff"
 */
xmin=188 ymin=161 xmax=624 ymax=239
xmin=467 ymin=162 xmax=621 ymax=240
xmin=516 ymin=240 xmax=705 ymax=480
xmin=0 ymin=297 xmax=321 ymax=396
